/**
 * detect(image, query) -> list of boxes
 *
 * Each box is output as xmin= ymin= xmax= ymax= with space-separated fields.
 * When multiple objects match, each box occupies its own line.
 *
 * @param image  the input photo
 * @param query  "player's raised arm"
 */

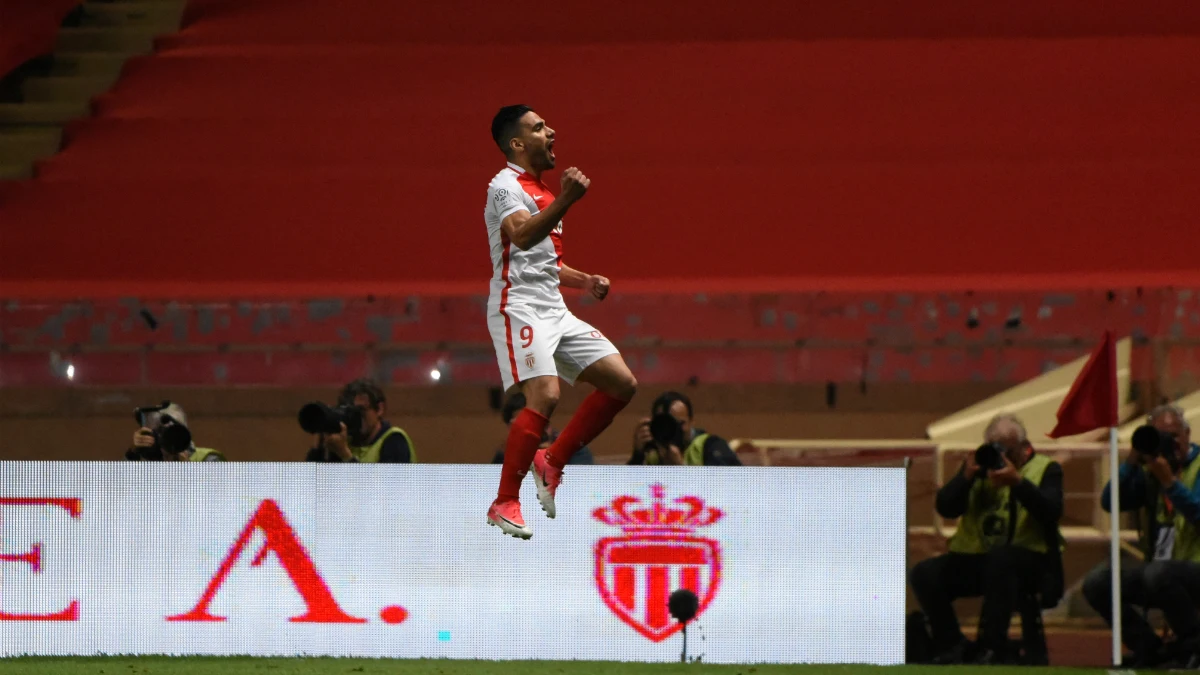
xmin=502 ymin=168 xmax=590 ymax=250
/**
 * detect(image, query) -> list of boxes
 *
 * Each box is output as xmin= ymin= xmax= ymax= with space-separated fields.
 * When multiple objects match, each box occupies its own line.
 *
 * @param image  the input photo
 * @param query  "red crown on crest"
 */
xmin=592 ymin=483 xmax=724 ymax=534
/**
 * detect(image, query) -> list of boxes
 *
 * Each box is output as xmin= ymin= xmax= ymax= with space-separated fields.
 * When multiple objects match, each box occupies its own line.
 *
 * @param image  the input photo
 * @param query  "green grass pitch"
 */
xmin=0 ymin=659 xmax=1120 ymax=675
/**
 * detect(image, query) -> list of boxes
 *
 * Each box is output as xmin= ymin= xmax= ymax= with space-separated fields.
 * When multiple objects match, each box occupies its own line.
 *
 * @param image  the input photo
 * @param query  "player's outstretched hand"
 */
xmin=585 ymin=274 xmax=610 ymax=301
xmin=560 ymin=167 xmax=590 ymax=203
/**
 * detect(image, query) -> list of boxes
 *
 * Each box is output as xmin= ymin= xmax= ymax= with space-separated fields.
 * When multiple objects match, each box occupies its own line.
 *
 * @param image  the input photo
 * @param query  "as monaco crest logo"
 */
xmin=592 ymin=484 xmax=723 ymax=642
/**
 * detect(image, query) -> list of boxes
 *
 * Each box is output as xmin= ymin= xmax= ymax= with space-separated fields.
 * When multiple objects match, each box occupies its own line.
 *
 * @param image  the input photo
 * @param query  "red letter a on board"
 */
xmin=168 ymin=499 xmax=365 ymax=623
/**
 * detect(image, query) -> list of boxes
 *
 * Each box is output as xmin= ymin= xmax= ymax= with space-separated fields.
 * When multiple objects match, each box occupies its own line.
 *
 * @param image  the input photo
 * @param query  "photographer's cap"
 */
xmin=146 ymin=402 xmax=188 ymax=429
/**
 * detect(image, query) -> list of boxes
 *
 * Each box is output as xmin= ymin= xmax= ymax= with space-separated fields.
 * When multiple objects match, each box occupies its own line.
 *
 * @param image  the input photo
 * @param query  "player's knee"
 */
xmin=615 ymin=372 xmax=638 ymax=402
xmin=601 ymin=359 xmax=637 ymax=401
xmin=540 ymin=391 xmax=560 ymax=417
xmin=523 ymin=378 xmax=560 ymax=417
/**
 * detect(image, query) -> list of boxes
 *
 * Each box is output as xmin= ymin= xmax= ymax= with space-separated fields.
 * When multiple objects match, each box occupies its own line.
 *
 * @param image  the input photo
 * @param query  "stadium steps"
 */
xmin=20 ymin=73 xmax=121 ymax=102
xmin=0 ymin=1 xmax=186 ymax=181
xmin=0 ymin=101 xmax=90 ymax=125
xmin=0 ymin=126 xmax=63 ymax=165
xmin=73 ymin=1 xmax=186 ymax=29
xmin=0 ymin=163 xmax=34 ymax=180
xmin=45 ymin=52 xmax=135 ymax=77
xmin=55 ymin=27 xmax=160 ymax=54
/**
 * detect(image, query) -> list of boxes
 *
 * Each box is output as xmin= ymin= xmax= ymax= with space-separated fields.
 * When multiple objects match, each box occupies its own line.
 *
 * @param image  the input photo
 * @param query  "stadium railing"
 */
xmin=719 ymin=438 xmax=1140 ymax=548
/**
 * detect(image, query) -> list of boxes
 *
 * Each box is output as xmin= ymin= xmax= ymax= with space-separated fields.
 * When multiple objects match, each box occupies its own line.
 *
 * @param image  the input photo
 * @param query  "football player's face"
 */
xmin=518 ymin=112 xmax=556 ymax=170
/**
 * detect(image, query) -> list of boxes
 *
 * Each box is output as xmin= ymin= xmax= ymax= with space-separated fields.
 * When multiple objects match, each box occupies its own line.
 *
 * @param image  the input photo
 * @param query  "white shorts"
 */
xmin=487 ymin=304 xmax=620 ymax=392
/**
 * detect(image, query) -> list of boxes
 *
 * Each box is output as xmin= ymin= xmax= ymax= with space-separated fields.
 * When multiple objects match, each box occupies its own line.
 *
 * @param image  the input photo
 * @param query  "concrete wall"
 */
xmin=0 ymin=382 xmax=1008 ymax=462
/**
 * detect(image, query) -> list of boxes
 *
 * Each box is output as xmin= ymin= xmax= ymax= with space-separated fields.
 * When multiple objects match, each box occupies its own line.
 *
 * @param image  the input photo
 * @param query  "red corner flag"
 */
xmin=1048 ymin=330 xmax=1119 ymax=438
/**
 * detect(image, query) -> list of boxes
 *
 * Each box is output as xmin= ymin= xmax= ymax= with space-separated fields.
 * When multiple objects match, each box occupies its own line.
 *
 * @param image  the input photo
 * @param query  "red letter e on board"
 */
xmin=0 ymin=498 xmax=82 ymax=621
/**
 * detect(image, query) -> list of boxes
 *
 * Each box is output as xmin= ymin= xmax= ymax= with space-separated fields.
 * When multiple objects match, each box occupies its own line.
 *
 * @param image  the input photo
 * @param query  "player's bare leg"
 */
xmin=533 ymin=354 xmax=636 ymax=517
xmin=574 ymin=354 xmax=638 ymax=401
xmin=489 ymin=375 xmax=559 ymax=538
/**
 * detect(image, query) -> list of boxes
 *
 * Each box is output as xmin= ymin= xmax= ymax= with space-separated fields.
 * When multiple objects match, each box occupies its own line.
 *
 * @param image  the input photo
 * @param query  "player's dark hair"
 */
xmin=652 ymin=391 xmax=694 ymax=420
xmin=491 ymin=104 xmax=534 ymax=158
xmin=501 ymin=392 xmax=527 ymax=425
xmin=338 ymin=377 xmax=386 ymax=409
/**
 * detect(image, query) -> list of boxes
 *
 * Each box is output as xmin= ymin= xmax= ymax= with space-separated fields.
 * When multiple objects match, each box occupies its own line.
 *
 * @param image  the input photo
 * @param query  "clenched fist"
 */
xmin=585 ymin=274 xmax=610 ymax=301
xmin=560 ymin=167 xmax=590 ymax=203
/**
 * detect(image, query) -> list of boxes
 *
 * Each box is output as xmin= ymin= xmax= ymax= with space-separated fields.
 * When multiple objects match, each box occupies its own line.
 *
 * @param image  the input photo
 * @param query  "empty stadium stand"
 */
xmin=0 ymin=0 xmax=186 ymax=179
xmin=0 ymin=1 xmax=80 ymax=83
xmin=3 ymin=1 xmax=1199 ymax=392
xmin=3 ymin=288 xmax=1199 ymax=387
xmin=3 ymin=5 xmax=1200 ymax=666
xmin=2 ymin=1 xmax=1200 ymax=297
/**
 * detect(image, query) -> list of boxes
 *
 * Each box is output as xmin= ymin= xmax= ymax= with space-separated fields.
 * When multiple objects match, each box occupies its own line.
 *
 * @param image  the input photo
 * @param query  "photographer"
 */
xmin=627 ymin=391 xmax=741 ymax=466
xmin=909 ymin=413 xmax=1063 ymax=664
xmin=126 ymin=402 xmax=225 ymax=462
xmin=491 ymin=392 xmax=593 ymax=465
xmin=304 ymin=378 xmax=416 ymax=463
xmin=1081 ymin=404 xmax=1200 ymax=667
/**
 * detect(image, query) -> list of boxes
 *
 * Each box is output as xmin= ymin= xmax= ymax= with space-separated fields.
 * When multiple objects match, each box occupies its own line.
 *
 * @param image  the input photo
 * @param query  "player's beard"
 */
xmin=535 ymin=145 xmax=555 ymax=171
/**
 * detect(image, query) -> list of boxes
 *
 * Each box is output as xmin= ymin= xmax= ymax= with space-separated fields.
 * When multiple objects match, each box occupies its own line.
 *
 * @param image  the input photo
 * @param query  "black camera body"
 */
xmin=126 ymin=401 xmax=192 ymax=461
xmin=649 ymin=412 xmax=687 ymax=450
xmin=299 ymin=402 xmax=365 ymax=445
xmin=973 ymin=442 xmax=1008 ymax=478
xmin=1132 ymin=424 xmax=1179 ymax=468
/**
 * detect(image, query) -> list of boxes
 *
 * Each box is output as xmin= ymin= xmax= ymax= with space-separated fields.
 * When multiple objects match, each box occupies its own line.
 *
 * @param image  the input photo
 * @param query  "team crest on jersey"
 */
xmin=593 ymin=484 xmax=724 ymax=642
xmin=524 ymin=353 xmax=536 ymax=369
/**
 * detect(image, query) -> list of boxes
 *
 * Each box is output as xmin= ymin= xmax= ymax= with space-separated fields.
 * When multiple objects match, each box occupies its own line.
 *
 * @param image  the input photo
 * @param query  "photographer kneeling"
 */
xmin=910 ymin=413 xmax=1063 ymax=664
xmin=126 ymin=402 xmax=225 ymax=462
xmin=1081 ymin=404 xmax=1200 ymax=667
xmin=627 ymin=391 xmax=741 ymax=466
xmin=303 ymin=378 xmax=416 ymax=463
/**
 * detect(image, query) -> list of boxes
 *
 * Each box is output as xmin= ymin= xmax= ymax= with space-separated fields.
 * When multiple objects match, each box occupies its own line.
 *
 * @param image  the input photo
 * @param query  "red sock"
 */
xmin=497 ymin=408 xmax=549 ymax=501
xmin=547 ymin=390 xmax=630 ymax=469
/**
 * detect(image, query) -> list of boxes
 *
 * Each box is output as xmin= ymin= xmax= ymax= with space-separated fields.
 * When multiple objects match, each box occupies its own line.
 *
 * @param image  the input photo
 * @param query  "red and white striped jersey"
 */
xmin=484 ymin=162 xmax=565 ymax=312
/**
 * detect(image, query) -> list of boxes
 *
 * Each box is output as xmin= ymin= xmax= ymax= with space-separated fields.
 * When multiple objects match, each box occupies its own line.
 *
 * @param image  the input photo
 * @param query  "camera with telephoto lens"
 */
xmin=125 ymin=401 xmax=192 ymax=461
xmin=649 ymin=412 xmax=686 ymax=450
xmin=1132 ymin=424 xmax=1180 ymax=468
xmin=973 ymin=441 xmax=1008 ymax=478
xmin=298 ymin=402 xmax=366 ymax=445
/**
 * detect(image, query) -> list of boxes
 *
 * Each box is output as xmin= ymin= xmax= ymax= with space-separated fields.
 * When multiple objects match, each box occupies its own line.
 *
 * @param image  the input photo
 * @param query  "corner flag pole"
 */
xmin=1110 ymin=425 xmax=1122 ymax=665
xmin=1047 ymin=330 xmax=1120 ymax=664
